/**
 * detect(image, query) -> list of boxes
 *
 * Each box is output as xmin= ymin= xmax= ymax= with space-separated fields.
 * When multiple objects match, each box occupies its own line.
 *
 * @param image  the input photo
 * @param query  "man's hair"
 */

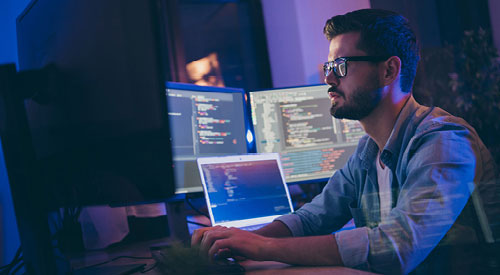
xmin=323 ymin=9 xmax=420 ymax=93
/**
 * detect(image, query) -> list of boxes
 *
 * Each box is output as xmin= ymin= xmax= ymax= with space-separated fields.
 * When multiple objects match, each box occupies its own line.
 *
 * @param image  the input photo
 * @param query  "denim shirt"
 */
xmin=276 ymin=96 xmax=496 ymax=274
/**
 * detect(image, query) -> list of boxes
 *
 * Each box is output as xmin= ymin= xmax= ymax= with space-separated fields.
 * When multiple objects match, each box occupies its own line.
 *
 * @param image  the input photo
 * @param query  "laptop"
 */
xmin=197 ymin=153 xmax=294 ymax=230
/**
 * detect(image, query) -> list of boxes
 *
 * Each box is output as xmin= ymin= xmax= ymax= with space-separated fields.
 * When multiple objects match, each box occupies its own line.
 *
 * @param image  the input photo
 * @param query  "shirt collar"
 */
xmin=359 ymin=95 xmax=421 ymax=170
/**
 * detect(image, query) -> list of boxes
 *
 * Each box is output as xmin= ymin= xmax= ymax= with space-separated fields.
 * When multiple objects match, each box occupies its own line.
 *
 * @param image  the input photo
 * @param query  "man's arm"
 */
xmin=190 ymin=220 xmax=290 ymax=246
xmin=190 ymin=143 xmax=361 ymax=265
xmin=253 ymin=220 xmax=292 ymax=237
xmin=333 ymin=124 xmax=488 ymax=273
xmin=193 ymin=226 xmax=343 ymax=266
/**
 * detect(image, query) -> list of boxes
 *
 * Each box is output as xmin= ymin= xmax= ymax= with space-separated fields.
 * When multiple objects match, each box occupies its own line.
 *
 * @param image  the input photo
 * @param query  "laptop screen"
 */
xmin=198 ymin=154 xmax=294 ymax=228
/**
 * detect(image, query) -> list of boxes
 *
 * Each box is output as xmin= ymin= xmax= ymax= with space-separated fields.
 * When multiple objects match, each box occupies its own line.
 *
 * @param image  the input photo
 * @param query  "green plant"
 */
xmin=414 ymin=28 xmax=500 ymax=171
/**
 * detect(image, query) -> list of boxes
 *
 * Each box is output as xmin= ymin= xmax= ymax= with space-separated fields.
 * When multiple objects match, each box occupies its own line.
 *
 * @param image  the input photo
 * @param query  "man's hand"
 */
xmin=191 ymin=225 xmax=343 ymax=266
xmin=191 ymin=226 xmax=272 ymax=261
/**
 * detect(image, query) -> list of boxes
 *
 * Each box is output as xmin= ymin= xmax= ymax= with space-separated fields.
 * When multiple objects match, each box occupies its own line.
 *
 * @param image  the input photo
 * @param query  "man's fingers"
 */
xmin=192 ymin=225 xmax=226 ymax=246
xmin=208 ymin=238 xmax=232 ymax=260
xmin=199 ymin=226 xmax=230 ymax=254
xmin=215 ymin=248 xmax=233 ymax=260
xmin=191 ymin=227 xmax=212 ymax=246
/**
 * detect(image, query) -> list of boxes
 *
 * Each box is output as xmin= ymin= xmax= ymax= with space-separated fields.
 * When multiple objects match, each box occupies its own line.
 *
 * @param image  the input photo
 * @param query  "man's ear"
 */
xmin=381 ymin=56 xmax=401 ymax=86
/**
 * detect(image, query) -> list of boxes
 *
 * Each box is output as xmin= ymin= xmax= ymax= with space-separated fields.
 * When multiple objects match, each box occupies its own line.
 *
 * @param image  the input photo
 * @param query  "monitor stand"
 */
xmin=166 ymin=199 xmax=191 ymax=242
xmin=0 ymin=63 xmax=64 ymax=273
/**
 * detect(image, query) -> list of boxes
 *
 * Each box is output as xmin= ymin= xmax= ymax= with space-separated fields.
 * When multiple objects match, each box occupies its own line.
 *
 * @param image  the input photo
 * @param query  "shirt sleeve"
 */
xmin=292 ymin=156 xmax=360 ymax=236
xmin=364 ymin=125 xmax=480 ymax=274
xmin=283 ymin=123 xmax=483 ymax=274
xmin=274 ymin=213 xmax=304 ymax=237
xmin=335 ymin=227 xmax=370 ymax=268
xmin=276 ymin=136 xmax=367 ymax=237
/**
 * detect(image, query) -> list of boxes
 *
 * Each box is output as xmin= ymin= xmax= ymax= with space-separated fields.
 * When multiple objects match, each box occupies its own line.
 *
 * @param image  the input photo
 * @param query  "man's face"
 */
xmin=325 ymin=32 xmax=383 ymax=120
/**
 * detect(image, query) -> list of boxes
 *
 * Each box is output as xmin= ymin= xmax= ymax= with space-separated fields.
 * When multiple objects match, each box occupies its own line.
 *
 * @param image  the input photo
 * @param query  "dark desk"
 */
xmin=73 ymin=259 xmax=377 ymax=275
xmin=71 ymin=240 xmax=377 ymax=274
xmin=242 ymin=260 xmax=378 ymax=274
xmin=69 ymin=230 xmax=382 ymax=274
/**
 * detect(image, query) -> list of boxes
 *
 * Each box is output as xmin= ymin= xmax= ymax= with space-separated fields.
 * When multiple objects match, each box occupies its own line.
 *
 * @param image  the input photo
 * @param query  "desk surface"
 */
xmin=70 ymin=237 xmax=377 ymax=275
xmin=242 ymin=260 xmax=377 ymax=275
xmin=73 ymin=256 xmax=376 ymax=275
xmin=73 ymin=259 xmax=377 ymax=275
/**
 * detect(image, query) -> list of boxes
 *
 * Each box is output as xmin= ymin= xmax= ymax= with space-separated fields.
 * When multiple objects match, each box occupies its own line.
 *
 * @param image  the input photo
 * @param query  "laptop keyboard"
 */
xmin=239 ymin=224 xmax=266 ymax=231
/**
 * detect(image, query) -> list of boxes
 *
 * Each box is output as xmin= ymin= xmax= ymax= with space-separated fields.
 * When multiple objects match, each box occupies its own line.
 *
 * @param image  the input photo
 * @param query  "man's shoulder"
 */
xmin=353 ymin=134 xmax=373 ymax=156
xmin=412 ymin=106 xmax=475 ymax=138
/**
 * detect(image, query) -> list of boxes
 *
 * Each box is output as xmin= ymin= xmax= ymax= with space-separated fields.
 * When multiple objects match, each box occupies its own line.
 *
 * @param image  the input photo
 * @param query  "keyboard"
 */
xmin=151 ymin=242 xmax=245 ymax=274
xmin=239 ymin=223 xmax=267 ymax=231
xmin=207 ymin=258 xmax=245 ymax=274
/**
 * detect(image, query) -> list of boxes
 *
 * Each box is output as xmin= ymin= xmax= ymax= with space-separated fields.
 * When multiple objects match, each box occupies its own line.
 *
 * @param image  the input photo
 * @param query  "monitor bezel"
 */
xmin=166 ymin=82 xmax=256 ymax=194
xmin=249 ymin=83 xmax=363 ymax=185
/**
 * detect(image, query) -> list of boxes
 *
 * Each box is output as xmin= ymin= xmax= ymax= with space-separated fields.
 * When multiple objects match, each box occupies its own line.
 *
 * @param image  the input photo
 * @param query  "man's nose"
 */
xmin=324 ymin=71 xmax=339 ymax=87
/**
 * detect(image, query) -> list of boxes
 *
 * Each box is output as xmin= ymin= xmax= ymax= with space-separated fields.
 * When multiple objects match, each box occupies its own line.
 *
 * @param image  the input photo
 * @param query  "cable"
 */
xmin=184 ymin=198 xmax=210 ymax=219
xmin=186 ymin=220 xmax=210 ymax=227
xmin=76 ymin=256 xmax=152 ymax=271
xmin=0 ymin=246 xmax=23 ymax=274
xmin=140 ymin=262 xmax=158 ymax=273
xmin=9 ymin=261 xmax=24 ymax=275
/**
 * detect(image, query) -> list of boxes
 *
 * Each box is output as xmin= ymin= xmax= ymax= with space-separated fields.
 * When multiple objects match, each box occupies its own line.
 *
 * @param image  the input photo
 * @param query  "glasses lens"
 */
xmin=336 ymin=59 xmax=347 ymax=77
xmin=324 ymin=59 xmax=348 ymax=78
xmin=324 ymin=59 xmax=347 ymax=78
xmin=323 ymin=62 xmax=332 ymax=77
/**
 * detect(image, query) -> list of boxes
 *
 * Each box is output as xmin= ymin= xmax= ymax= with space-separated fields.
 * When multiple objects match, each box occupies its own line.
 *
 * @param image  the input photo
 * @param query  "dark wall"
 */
xmin=434 ymin=0 xmax=492 ymax=45
xmin=370 ymin=0 xmax=492 ymax=48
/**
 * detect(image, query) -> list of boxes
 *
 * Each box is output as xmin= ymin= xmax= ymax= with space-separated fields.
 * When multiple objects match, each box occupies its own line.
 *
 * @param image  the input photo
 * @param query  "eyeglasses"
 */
xmin=323 ymin=56 xmax=390 ymax=78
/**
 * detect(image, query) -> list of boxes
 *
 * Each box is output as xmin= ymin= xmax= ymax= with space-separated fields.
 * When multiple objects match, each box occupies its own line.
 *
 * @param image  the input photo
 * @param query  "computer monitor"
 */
xmin=166 ymin=82 xmax=253 ymax=194
xmin=15 ymin=0 xmax=175 ymax=208
xmin=10 ymin=0 xmax=179 ymax=273
xmin=249 ymin=84 xmax=365 ymax=184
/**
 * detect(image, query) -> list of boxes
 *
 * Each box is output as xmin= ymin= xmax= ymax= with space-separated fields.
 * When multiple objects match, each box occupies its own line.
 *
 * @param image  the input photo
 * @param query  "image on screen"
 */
xmin=167 ymin=82 xmax=251 ymax=193
xmin=201 ymin=160 xmax=292 ymax=224
xmin=250 ymin=84 xmax=365 ymax=183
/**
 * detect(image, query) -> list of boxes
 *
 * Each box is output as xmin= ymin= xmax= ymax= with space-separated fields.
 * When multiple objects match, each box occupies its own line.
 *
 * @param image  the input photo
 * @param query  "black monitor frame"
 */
xmin=249 ymin=84 xmax=366 ymax=185
xmin=15 ymin=0 xmax=176 ymax=209
xmin=2 ymin=0 xmax=181 ymax=273
xmin=166 ymin=81 xmax=255 ymax=194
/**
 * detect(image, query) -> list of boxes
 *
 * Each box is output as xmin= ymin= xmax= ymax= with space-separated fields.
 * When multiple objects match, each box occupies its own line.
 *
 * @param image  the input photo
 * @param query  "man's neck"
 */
xmin=360 ymin=90 xmax=411 ymax=152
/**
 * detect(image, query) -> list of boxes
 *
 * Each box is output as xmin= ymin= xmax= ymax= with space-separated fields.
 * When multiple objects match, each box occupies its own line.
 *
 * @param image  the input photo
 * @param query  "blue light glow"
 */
xmin=246 ymin=129 xmax=254 ymax=144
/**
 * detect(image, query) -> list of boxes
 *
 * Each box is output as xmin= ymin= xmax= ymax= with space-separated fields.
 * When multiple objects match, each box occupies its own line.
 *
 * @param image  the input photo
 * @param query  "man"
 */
xmin=192 ymin=9 xmax=497 ymax=274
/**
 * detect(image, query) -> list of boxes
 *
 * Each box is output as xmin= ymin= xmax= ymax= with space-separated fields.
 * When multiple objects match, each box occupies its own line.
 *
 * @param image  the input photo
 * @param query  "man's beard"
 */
xmin=330 ymin=78 xmax=383 ymax=120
